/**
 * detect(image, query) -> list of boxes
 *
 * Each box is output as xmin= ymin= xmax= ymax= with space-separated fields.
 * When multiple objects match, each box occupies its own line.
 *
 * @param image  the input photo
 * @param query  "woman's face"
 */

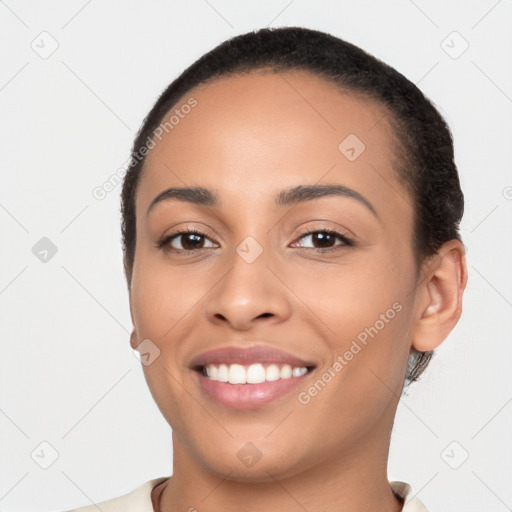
xmin=129 ymin=70 xmax=422 ymax=480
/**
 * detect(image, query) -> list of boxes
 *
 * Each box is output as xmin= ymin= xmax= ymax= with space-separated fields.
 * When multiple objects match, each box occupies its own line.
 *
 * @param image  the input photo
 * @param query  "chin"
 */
xmin=196 ymin=440 xmax=313 ymax=483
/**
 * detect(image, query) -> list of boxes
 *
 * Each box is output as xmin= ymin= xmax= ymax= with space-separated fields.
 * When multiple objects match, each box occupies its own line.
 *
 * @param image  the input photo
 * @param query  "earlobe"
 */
xmin=130 ymin=328 xmax=139 ymax=350
xmin=128 ymin=294 xmax=140 ymax=350
xmin=412 ymin=240 xmax=468 ymax=352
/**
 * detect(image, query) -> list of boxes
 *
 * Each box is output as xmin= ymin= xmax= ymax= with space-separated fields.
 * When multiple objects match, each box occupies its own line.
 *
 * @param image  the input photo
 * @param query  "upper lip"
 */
xmin=189 ymin=344 xmax=316 ymax=370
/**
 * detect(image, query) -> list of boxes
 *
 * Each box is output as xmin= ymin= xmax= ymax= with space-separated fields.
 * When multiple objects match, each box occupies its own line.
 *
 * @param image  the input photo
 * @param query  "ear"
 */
xmin=130 ymin=327 xmax=139 ymax=350
xmin=128 ymin=291 xmax=139 ymax=350
xmin=412 ymin=239 xmax=468 ymax=352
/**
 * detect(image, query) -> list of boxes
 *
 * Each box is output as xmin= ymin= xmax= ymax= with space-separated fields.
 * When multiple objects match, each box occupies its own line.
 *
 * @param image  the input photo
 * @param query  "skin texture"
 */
xmin=128 ymin=70 xmax=468 ymax=512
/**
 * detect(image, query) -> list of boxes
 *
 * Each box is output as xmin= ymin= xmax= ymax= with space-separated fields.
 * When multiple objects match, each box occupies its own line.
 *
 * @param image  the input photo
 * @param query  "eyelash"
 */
xmin=155 ymin=227 xmax=356 ymax=255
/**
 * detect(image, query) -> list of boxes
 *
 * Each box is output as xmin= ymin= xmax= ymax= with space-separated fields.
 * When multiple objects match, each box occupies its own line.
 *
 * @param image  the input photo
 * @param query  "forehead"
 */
xmin=136 ymin=70 xmax=408 ymax=218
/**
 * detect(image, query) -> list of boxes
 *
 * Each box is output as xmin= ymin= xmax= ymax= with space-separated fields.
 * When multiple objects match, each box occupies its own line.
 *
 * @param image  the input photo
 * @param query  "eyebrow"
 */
xmin=146 ymin=184 xmax=379 ymax=220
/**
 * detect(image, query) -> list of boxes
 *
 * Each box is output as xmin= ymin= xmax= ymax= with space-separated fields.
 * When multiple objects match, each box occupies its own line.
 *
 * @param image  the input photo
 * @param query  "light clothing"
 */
xmin=61 ymin=477 xmax=429 ymax=511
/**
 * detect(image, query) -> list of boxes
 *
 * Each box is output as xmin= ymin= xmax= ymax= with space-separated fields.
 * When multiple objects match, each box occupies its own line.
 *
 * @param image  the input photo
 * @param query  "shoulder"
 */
xmin=58 ymin=477 xmax=169 ymax=512
xmin=390 ymin=481 xmax=430 ymax=512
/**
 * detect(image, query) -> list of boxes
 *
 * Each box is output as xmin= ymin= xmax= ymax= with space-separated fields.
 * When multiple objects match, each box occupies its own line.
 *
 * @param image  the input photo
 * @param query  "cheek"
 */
xmin=289 ymin=253 xmax=414 ymax=384
xmin=131 ymin=252 xmax=207 ymax=339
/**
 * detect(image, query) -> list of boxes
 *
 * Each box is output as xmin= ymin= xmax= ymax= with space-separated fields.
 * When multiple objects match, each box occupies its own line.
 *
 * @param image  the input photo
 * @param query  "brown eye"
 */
xmin=309 ymin=232 xmax=336 ymax=249
xmin=173 ymin=232 xmax=206 ymax=250
xmin=157 ymin=229 xmax=217 ymax=252
xmin=292 ymin=229 xmax=354 ymax=251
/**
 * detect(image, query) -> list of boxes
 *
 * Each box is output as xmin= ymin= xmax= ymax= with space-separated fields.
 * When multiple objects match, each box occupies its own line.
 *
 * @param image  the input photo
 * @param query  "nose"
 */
xmin=204 ymin=248 xmax=292 ymax=331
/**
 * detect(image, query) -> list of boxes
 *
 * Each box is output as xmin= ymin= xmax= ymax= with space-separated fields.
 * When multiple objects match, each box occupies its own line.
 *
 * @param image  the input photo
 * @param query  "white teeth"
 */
xmin=247 ymin=363 xmax=266 ymax=384
xmin=217 ymin=364 xmax=229 ymax=382
xmin=266 ymin=364 xmax=280 ymax=381
xmin=280 ymin=364 xmax=292 ymax=379
xmin=203 ymin=363 xmax=310 ymax=384
xmin=228 ymin=364 xmax=246 ymax=384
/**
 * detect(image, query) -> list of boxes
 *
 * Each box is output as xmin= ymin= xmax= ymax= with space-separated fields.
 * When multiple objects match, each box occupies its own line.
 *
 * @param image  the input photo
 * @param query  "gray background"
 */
xmin=1 ymin=1 xmax=511 ymax=511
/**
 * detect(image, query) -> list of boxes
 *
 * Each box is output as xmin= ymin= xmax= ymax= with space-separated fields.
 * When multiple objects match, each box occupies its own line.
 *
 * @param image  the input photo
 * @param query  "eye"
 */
xmin=156 ymin=228 xmax=217 ymax=252
xmin=291 ymin=228 xmax=354 ymax=252
xmin=156 ymin=227 xmax=355 ymax=254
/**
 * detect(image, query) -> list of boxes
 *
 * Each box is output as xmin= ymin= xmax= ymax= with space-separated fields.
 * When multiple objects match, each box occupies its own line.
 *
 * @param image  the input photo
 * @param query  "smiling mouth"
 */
xmin=194 ymin=363 xmax=316 ymax=384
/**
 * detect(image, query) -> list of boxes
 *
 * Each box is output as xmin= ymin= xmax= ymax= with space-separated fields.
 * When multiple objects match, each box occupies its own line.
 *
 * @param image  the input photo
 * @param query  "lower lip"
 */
xmin=193 ymin=370 xmax=313 ymax=410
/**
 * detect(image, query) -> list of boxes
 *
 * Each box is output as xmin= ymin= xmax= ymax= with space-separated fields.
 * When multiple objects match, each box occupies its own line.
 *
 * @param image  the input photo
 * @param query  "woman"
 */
xmin=65 ymin=26 xmax=467 ymax=512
